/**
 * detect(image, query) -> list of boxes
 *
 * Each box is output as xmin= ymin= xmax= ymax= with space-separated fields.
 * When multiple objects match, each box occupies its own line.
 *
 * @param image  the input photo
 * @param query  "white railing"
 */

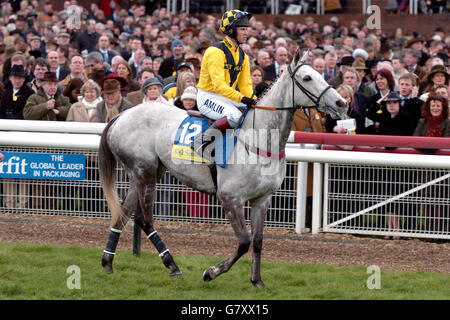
xmin=1 ymin=120 xmax=449 ymax=239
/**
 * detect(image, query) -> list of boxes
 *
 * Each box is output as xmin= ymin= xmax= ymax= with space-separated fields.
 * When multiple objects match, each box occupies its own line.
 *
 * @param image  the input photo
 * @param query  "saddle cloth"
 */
xmin=172 ymin=110 xmax=248 ymax=168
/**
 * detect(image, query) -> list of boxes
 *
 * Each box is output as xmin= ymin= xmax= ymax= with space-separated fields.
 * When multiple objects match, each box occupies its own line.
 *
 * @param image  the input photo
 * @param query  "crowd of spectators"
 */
xmin=0 ymin=1 xmax=449 ymax=229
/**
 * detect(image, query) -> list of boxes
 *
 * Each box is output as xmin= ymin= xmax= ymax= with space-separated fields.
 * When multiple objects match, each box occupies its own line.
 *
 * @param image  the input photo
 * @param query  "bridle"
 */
xmin=252 ymin=62 xmax=333 ymax=111
xmin=287 ymin=62 xmax=333 ymax=109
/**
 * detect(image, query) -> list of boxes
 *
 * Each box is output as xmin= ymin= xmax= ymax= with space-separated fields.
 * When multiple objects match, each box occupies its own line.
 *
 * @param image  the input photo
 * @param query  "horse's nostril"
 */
xmin=336 ymin=100 xmax=344 ymax=108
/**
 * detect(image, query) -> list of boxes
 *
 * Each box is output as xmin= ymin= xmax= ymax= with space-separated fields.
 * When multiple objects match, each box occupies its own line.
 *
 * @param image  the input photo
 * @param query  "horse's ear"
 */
xmin=293 ymin=50 xmax=301 ymax=64
xmin=300 ymin=50 xmax=310 ymax=63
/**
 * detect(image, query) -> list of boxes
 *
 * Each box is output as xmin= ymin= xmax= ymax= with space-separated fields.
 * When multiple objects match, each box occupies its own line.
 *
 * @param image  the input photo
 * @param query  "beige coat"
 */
xmin=66 ymin=99 xmax=102 ymax=122
xmin=126 ymin=90 xmax=144 ymax=106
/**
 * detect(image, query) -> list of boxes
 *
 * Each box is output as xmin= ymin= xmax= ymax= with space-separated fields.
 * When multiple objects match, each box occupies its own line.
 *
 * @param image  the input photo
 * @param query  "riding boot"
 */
xmin=191 ymin=117 xmax=232 ymax=163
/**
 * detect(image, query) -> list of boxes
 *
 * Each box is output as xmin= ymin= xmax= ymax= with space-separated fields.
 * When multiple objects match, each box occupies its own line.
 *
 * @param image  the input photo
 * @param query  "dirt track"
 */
xmin=0 ymin=213 xmax=448 ymax=274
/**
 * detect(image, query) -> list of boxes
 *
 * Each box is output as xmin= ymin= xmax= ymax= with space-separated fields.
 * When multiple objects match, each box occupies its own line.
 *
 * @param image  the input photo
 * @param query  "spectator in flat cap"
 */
xmin=28 ymin=35 xmax=43 ymax=59
xmin=96 ymin=74 xmax=133 ymax=123
xmin=24 ymin=71 xmax=71 ymax=121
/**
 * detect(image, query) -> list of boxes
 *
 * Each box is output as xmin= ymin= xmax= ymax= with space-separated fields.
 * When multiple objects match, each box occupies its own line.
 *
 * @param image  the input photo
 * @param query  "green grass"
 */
xmin=0 ymin=242 xmax=448 ymax=300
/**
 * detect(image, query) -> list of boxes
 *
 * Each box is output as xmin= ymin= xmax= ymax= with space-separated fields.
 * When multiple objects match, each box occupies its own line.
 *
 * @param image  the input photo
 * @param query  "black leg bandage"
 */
xmin=104 ymin=228 xmax=121 ymax=255
xmin=148 ymin=231 xmax=169 ymax=257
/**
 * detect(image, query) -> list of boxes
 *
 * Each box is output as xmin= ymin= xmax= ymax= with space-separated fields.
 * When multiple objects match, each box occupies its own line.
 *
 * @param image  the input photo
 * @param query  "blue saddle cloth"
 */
xmin=172 ymin=109 xmax=248 ymax=168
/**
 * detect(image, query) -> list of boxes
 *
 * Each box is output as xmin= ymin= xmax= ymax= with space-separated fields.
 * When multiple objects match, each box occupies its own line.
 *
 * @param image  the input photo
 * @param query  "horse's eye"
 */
xmin=303 ymin=75 xmax=312 ymax=81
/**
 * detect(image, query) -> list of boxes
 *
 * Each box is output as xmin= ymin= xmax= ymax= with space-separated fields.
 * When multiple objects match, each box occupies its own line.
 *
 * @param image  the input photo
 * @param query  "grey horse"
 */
xmin=98 ymin=51 xmax=347 ymax=287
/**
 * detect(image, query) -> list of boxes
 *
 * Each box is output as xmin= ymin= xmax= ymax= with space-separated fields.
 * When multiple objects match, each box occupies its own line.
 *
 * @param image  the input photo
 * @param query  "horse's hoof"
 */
xmin=251 ymin=279 xmax=265 ymax=288
xmin=203 ymin=266 xmax=217 ymax=282
xmin=101 ymin=253 xmax=114 ymax=274
xmin=202 ymin=269 xmax=212 ymax=282
xmin=170 ymin=270 xmax=184 ymax=280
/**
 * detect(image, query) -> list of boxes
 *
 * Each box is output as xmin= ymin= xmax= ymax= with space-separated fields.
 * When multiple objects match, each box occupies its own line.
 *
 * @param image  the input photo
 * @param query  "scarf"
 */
xmin=82 ymin=97 xmax=102 ymax=118
xmin=143 ymin=95 xmax=168 ymax=103
xmin=105 ymin=96 xmax=122 ymax=123
xmin=425 ymin=114 xmax=445 ymax=137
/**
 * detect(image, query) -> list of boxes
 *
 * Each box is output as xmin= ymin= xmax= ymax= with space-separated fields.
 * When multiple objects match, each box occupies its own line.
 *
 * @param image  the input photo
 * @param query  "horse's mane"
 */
xmin=256 ymin=71 xmax=285 ymax=102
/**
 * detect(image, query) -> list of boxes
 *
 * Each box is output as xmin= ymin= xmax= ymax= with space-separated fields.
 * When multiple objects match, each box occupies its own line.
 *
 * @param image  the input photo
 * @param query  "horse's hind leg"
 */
xmin=203 ymin=196 xmax=250 ymax=281
xmin=134 ymin=171 xmax=182 ymax=278
xmin=249 ymin=196 xmax=271 ymax=288
xmin=101 ymin=185 xmax=138 ymax=274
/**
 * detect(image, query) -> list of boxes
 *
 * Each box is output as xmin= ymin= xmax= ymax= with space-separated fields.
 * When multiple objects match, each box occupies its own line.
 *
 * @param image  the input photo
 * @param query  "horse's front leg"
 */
xmin=203 ymin=195 xmax=250 ymax=281
xmin=101 ymin=185 xmax=137 ymax=274
xmin=249 ymin=196 xmax=271 ymax=288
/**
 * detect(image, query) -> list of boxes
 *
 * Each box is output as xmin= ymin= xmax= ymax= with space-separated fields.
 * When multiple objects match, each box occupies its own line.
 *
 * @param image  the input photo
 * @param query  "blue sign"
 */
xmin=0 ymin=152 xmax=86 ymax=180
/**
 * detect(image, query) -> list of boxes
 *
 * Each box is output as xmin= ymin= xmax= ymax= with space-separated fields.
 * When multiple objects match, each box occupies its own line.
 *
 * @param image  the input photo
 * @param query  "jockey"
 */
xmin=191 ymin=9 xmax=256 ymax=158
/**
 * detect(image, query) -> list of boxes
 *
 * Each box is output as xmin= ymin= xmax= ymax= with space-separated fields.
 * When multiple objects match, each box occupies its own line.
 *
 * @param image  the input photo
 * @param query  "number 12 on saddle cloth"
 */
xmin=171 ymin=112 xmax=247 ymax=167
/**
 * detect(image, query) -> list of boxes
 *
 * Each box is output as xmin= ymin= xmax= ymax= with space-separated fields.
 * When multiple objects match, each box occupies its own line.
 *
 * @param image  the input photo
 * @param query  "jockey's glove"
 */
xmin=241 ymin=97 xmax=257 ymax=108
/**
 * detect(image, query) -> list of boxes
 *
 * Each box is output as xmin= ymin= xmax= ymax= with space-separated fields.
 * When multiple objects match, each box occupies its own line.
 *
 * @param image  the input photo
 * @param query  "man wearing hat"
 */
xmin=162 ymin=61 xmax=193 ymax=100
xmin=23 ymin=71 xmax=71 ymax=121
xmin=28 ymin=35 xmax=43 ymax=59
xmin=327 ymin=55 xmax=354 ymax=89
xmin=352 ymin=60 xmax=376 ymax=97
xmin=0 ymin=65 xmax=34 ymax=120
xmin=96 ymin=74 xmax=133 ymax=123
xmin=56 ymin=33 xmax=71 ymax=47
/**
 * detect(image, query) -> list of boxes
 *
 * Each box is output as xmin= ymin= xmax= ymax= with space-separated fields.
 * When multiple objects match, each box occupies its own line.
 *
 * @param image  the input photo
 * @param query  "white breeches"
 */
xmin=197 ymin=89 xmax=246 ymax=128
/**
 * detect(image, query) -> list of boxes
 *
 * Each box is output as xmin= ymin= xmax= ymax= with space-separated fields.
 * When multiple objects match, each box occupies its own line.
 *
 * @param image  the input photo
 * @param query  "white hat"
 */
xmin=352 ymin=48 xmax=368 ymax=61
xmin=181 ymin=86 xmax=197 ymax=101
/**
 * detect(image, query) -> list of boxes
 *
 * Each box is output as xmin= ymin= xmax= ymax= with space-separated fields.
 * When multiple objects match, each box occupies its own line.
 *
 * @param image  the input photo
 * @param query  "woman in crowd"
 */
xmin=116 ymin=60 xmax=141 ymax=96
xmin=367 ymin=68 xmax=396 ymax=132
xmin=169 ymin=71 xmax=196 ymax=107
xmin=250 ymin=65 xmax=264 ymax=90
xmin=413 ymin=95 xmax=450 ymax=233
xmin=63 ymin=78 xmax=84 ymax=104
xmin=414 ymin=94 xmax=450 ymax=141
xmin=178 ymin=86 xmax=199 ymax=111
xmin=66 ymin=79 xmax=103 ymax=122
xmin=326 ymin=84 xmax=364 ymax=134
xmin=419 ymin=65 xmax=450 ymax=101
xmin=142 ymin=77 xmax=168 ymax=102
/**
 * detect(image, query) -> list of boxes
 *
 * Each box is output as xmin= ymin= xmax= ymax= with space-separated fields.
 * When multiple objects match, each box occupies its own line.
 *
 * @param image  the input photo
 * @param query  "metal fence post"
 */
xmin=311 ymin=162 xmax=323 ymax=234
xmin=295 ymin=161 xmax=308 ymax=234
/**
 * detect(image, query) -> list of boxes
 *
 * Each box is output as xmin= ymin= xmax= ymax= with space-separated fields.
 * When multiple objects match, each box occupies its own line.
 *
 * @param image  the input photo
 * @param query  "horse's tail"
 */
xmin=98 ymin=116 xmax=123 ymax=227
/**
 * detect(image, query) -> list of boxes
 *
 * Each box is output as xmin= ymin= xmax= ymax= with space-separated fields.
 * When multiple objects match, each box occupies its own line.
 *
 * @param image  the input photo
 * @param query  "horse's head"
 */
xmin=288 ymin=50 xmax=348 ymax=120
